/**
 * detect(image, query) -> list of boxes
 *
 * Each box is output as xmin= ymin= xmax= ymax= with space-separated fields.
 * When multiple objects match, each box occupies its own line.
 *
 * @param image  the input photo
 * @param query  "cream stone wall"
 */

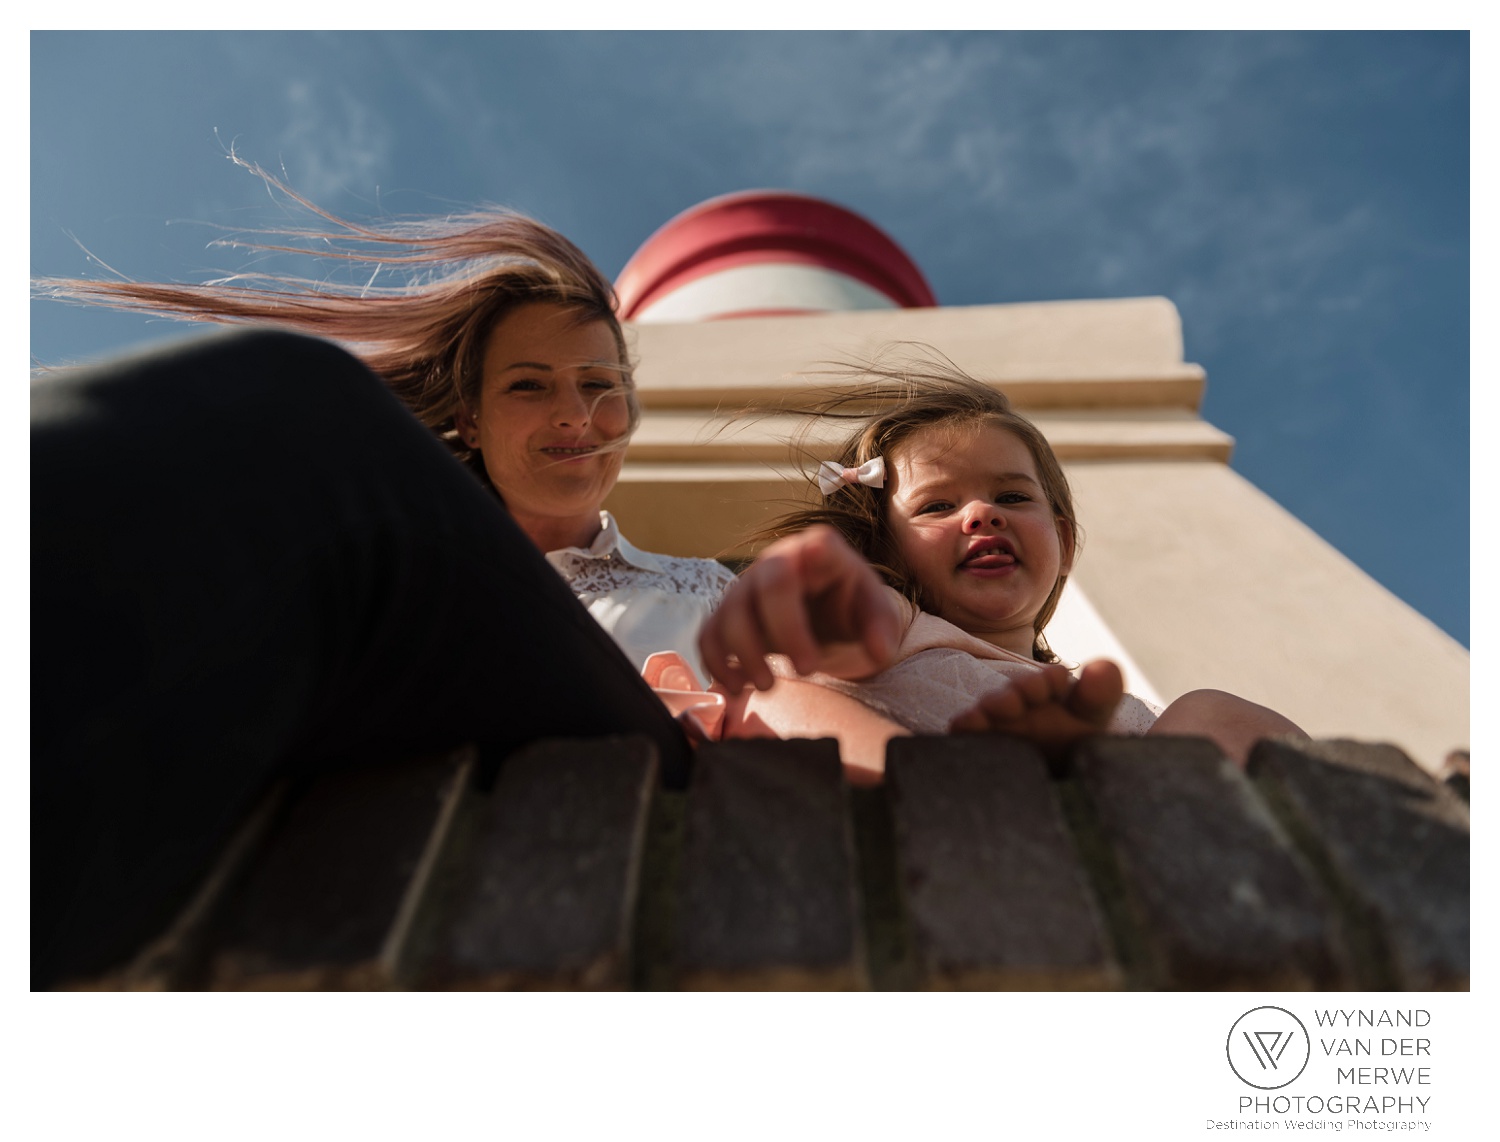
xmin=1064 ymin=461 xmax=1469 ymax=774
xmin=620 ymin=296 xmax=1205 ymax=410
xmin=603 ymin=298 xmax=1469 ymax=776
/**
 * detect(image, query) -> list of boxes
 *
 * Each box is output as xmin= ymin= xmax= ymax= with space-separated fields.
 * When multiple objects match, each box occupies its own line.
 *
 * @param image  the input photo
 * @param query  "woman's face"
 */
xmin=463 ymin=303 xmax=633 ymax=551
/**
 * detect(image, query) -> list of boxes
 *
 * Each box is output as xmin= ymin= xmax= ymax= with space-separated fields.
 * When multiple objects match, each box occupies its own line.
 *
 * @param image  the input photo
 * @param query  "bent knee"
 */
xmin=209 ymin=328 xmax=381 ymax=402
xmin=183 ymin=328 xmax=414 ymax=443
xmin=1171 ymin=688 xmax=1246 ymax=716
xmin=1160 ymin=688 xmax=1305 ymax=739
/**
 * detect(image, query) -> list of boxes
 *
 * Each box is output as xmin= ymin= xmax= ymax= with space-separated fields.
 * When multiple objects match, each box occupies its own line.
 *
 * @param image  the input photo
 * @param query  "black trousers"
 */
xmin=31 ymin=329 xmax=690 ymax=988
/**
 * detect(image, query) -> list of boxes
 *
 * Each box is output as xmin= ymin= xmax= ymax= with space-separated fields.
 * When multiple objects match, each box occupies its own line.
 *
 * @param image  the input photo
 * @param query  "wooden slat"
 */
xmin=847 ymin=785 xmax=917 ymax=991
xmin=1073 ymin=736 xmax=1349 ymax=989
xmin=629 ymin=788 xmax=688 ymax=992
xmin=420 ymin=736 xmax=657 ymax=990
xmin=677 ymin=739 xmax=862 ymax=989
xmin=202 ymin=748 xmax=473 ymax=990
xmin=1250 ymin=739 xmax=1470 ymax=990
xmin=886 ymin=736 xmax=1118 ymax=990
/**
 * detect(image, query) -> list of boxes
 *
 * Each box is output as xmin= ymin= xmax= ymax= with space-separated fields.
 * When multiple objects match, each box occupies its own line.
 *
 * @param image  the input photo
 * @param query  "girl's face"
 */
xmin=461 ymin=302 xmax=633 ymax=551
xmin=886 ymin=421 xmax=1074 ymax=657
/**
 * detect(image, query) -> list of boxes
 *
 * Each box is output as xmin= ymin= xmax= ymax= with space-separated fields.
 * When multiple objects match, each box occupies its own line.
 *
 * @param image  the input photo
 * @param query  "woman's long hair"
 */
xmin=32 ymin=155 xmax=638 ymax=473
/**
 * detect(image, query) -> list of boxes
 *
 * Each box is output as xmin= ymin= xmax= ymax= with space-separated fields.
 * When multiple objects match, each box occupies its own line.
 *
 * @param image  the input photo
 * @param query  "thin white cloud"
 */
xmin=276 ymin=77 xmax=393 ymax=203
xmin=690 ymin=34 xmax=1023 ymax=200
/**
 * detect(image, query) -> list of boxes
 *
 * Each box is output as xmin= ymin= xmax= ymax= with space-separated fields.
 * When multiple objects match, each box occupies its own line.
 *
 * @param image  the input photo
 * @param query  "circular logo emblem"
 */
xmin=1226 ymin=1006 xmax=1311 ymax=1089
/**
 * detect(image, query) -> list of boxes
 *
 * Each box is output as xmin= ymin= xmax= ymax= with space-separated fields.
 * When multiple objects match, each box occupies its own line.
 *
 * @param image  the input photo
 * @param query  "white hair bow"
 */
xmin=816 ymin=456 xmax=886 ymax=495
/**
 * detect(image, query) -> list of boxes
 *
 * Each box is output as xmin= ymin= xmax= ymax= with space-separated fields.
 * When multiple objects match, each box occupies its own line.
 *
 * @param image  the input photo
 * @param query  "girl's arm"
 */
xmin=700 ymin=525 xmax=901 ymax=693
xmin=720 ymin=677 xmax=911 ymax=786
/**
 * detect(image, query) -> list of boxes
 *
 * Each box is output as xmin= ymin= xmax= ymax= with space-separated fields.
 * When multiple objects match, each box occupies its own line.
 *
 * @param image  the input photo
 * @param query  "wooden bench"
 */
xmin=78 ymin=734 xmax=1470 ymax=990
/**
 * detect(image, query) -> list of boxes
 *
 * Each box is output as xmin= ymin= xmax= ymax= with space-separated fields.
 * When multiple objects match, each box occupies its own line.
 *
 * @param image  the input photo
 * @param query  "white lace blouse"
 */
xmin=546 ymin=511 xmax=738 ymax=688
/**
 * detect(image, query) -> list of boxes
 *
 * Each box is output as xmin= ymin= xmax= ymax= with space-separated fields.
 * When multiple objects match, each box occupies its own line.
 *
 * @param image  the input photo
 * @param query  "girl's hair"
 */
xmin=758 ymin=354 xmax=1081 ymax=662
xmin=32 ymin=155 xmax=639 ymax=480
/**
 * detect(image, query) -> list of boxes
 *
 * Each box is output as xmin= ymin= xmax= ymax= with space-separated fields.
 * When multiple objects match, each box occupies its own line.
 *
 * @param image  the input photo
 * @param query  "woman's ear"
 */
xmin=455 ymin=405 xmax=480 ymax=449
xmin=1056 ymin=517 xmax=1076 ymax=575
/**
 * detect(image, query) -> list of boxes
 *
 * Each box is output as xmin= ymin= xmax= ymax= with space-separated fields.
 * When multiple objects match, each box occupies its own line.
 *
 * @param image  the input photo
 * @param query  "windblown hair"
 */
xmin=757 ymin=352 xmax=1081 ymax=662
xmin=32 ymin=155 xmax=639 ymax=478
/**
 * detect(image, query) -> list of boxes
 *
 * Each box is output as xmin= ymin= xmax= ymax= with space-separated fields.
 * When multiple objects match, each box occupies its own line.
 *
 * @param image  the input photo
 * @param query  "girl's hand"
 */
xmin=699 ymin=525 xmax=902 ymax=694
xmin=949 ymin=659 xmax=1124 ymax=757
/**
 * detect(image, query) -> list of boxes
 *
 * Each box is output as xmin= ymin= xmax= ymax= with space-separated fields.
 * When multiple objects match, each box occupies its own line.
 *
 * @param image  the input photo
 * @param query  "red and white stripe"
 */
xmin=616 ymin=190 xmax=936 ymax=323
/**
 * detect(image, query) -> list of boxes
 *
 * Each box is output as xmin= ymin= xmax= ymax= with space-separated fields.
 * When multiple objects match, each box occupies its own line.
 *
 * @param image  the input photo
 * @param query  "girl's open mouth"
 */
xmin=960 ymin=537 xmax=1016 ymax=570
xmin=962 ymin=552 xmax=1016 ymax=571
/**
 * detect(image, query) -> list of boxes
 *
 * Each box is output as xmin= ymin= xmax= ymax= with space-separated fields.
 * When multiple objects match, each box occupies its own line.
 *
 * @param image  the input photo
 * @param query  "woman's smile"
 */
xmin=539 ymin=441 xmax=604 ymax=461
xmin=466 ymin=303 xmax=634 ymax=551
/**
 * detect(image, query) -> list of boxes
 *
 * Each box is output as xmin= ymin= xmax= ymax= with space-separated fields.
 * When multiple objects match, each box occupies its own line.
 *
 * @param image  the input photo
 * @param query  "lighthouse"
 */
xmin=616 ymin=190 xmax=936 ymax=321
xmin=602 ymin=191 xmax=1469 ymax=776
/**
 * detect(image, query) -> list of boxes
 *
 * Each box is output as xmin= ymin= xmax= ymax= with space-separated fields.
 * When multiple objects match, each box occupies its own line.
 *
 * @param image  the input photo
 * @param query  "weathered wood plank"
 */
xmin=203 ymin=748 xmax=473 ymax=990
xmin=886 ymin=736 xmax=1118 ymax=990
xmin=420 ymin=736 xmax=657 ymax=990
xmin=630 ymin=788 xmax=688 ymax=992
xmin=677 ymin=739 xmax=862 ymax=989
xmin=1073 ymin=736 xmax=1349 ymax=989
xmin=1250 ymin=739 xmax=1470 ymax=990
xmin=847 ymin=785 xmax=918 ymax=991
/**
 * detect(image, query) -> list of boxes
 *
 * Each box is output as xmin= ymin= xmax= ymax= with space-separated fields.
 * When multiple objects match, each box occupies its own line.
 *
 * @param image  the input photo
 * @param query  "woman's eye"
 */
xmin=505 ymin=379 xmax=545 ymax=393
xmin=583 ymin=377 xmax=619 ymax=391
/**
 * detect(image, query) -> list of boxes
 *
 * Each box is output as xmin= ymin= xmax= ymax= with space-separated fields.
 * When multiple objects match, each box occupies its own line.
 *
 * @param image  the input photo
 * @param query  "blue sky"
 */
xmin=29 ymin=30 xmax=1470 ymax=646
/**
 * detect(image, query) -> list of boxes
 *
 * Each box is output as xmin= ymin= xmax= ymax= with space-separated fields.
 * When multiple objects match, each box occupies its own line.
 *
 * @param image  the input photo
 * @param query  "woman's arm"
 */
xmin=720 ymin=677 xmax=911 ymax=786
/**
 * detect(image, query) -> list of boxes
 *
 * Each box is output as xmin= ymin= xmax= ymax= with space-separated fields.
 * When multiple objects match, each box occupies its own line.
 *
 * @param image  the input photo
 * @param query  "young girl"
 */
xmin=702 ymin=362 xmax=1305 ymax=783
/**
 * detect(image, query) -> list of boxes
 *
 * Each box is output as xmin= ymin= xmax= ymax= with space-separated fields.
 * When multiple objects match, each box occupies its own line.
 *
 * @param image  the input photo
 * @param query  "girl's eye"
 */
xmin=916 ymin=501 xmax=953 ymax=515
xmin=996 ymin=492 xmax=1032 ymax=505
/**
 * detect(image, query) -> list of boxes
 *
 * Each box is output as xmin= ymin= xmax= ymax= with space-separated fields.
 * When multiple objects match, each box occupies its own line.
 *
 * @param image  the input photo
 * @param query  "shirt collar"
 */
xmin=544 ymin=511 xmax=666 ymax=573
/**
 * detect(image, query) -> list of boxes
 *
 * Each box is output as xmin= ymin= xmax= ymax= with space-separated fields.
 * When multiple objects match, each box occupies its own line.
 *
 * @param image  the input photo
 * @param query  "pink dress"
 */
xmin=772 ymin=587 xmax=1160 ymax=736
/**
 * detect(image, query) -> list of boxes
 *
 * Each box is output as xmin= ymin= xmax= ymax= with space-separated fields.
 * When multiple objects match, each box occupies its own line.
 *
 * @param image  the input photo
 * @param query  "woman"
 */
xmin=463 ymin=300 xmax=738 ymax=687
xmin=39 ymin=159 xmax=735 ymax=684
xmin=31 ymin=165 xmax=756 ymax=987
